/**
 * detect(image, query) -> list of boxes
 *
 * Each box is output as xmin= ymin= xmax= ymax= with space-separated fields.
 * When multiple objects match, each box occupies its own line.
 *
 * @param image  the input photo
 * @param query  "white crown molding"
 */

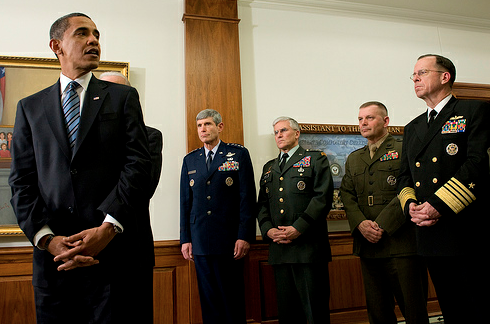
xmin=238 ymin=0 xmax=490 ymax=31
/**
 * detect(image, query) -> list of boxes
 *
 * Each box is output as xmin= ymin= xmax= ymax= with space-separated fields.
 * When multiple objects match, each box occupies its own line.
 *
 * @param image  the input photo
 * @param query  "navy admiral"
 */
xmin=180 ymin=109 xmax=256 ymax=324
xmin=257 ymin=116 xmax=333 ymax=324
xmin=341 ymin=101 xmax=428 ymax=324
xmin=397 ymin=54 xmax=490 ymax=323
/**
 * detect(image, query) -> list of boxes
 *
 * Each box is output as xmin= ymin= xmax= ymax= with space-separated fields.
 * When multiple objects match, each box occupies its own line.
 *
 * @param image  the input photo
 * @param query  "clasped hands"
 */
xmin=409 ymin=202 xmax=440 ymax=227
xmin=46 ymin=222 xmax=116 ymax=271
xmin=267 ymin=226 xmax=301 ymax=244
xmin=357 ymin=220 xmax=384 ymax=243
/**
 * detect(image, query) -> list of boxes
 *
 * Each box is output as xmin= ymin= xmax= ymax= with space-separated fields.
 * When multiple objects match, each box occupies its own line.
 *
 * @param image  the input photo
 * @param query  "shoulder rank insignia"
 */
xmin=293 ymin=156 xmax=311 ymax=168
xmin=442 ymin=118 xmax=466 ymax=134
xmin=380 ymin=151 xmax=399 ymax=161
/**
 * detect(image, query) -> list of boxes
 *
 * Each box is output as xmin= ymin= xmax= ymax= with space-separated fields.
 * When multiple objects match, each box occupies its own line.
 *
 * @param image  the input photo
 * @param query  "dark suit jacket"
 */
xmin=341 ymin=134 xmax=417 ymax=258
xmin=257 ymin=146 xmax=333 ymax=264
xmin=9 ymin=76 xmax=155 ymax=287
xmin=180 ymin=142 xmax=256 ymax=255
xmin=397 ymin=97 xmax=490 ymax=256
xmin=146 ymin=126 xmax=163 ymax=197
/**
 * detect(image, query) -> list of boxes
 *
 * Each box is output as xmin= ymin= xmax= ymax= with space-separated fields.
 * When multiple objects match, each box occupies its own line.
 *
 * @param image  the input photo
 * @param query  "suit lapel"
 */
xmin=73 ymin=76 xmax=108 ymax=157
xmin=414 ymin=98 xmax=456 ymax=157
xmin=42 ymin=81 xmax=72 ymax=160
xmin=359 ymin=146 xmax=372 ymax=166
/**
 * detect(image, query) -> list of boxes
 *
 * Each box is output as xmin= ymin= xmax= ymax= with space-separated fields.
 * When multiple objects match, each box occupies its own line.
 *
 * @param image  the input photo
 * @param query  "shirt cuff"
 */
xmin=103 ymin=214 xmax=124 ymax=233
xmin=34 ymin=225 xmax=54 ymax=248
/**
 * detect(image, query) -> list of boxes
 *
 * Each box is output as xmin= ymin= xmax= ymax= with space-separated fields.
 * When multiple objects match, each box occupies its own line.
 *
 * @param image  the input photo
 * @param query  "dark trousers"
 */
xmin=34 ymin=266 xmax=153 ymax=324
xmin=194 ymin=255 xmax=247 ymax=324
xmin=273 ymin=263 xmax=330 ymax=324
xmin=360 ymin=256 xmax=428 ymax=324
xmin=425 ymin=256 xmax=488 ymax=324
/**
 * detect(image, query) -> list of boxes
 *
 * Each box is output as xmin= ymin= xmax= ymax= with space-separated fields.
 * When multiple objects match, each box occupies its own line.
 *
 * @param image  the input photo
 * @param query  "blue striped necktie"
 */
xmin=63 ymin=81 xmax=81 ymax=151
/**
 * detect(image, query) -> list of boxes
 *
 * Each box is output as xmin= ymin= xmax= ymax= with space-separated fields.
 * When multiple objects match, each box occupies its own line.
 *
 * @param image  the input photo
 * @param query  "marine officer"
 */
xmin=340 ymin=101 xmax=428 ymax=324
xmin=257 ymin=116 xmax=333 ymax=324
xmin=180 ymin=109 xmax=256 ymax=324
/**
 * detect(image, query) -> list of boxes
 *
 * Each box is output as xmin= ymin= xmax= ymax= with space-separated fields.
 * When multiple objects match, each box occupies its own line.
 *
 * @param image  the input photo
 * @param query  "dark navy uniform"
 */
xmin=397 ymin=97 xmax=490 ymax=321
xmin=180 ymin=141 xmax=256 ymax=324
xmin=341 ymin=134 xmax=428 ymax=324
xmin=257 ymin=146 xmax=333 ymax=324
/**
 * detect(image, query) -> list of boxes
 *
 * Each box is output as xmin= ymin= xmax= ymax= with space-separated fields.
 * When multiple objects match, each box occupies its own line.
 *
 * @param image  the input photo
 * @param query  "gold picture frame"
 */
xmin=0 ymin=56 xmax=129 ymax=236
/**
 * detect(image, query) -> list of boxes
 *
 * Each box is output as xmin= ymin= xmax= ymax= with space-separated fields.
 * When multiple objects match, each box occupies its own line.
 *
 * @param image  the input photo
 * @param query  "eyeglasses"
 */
xmin=410 ymin=69 xmax=446 ymax=80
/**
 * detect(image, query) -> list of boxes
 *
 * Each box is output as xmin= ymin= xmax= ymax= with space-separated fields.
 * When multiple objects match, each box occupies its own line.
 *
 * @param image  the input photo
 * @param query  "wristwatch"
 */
xmin=43 ymin=234 xmax=55 ymax=250
xmin=113 ymin=224 xmax=123 ymax=234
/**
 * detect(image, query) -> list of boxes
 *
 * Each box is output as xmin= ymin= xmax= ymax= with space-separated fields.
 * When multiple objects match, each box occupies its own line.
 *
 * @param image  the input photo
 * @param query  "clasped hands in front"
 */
xmin=409 ymin=202 xmax=440 ymax=227
xmin=47 ymin=222 xmax=116 ymax=272
xmin=267 ymin=226 xmax=301 ymax=244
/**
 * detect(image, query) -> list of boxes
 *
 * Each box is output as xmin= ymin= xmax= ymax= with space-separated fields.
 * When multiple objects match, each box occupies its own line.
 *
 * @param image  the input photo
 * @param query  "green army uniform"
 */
xmin=340 ymin=134 xmax=428 ymax=324
xmin=257 ymin=146 xmax=333 ymax=324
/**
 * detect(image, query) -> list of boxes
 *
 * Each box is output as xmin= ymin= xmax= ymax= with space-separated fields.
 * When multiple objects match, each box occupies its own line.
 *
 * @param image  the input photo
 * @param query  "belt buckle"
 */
xmin=368 ymin=195 xmax=374 ymax=207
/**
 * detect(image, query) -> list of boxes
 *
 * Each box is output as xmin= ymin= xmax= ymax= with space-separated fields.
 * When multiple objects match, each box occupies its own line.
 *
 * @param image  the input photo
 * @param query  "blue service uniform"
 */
xmin=180 ymin=141 xmax=256 ymax=324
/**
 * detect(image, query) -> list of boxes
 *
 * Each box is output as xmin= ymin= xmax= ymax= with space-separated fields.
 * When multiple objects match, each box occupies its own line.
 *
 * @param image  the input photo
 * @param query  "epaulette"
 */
xmin=185 ymin=147 xmax=202 ymax=156
xmin=306 ymin=148 xmax=327 ymax=156
xmin=226 ymin=143 xmax=245 ymax=149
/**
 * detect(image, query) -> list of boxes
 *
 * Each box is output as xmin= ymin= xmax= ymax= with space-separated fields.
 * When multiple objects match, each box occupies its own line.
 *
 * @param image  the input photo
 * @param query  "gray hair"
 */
xmin=196 ymin=109 xmax=222 ymax=125
xmin=272 ymin=116 xmax=300 ymax=131
xmin=99 ymin=71 xmax=131 ymax=86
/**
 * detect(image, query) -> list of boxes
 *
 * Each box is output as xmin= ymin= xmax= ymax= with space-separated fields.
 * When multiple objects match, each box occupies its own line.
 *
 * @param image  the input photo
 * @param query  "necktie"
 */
xmin=428 ymin=109 xmax=437 ymax=128
xmin=63 ymin=81 xmax=81 ymax=151
xmin=279 ymin=153 xmax=289 ymax=171
xmin=206 ymin=151 xmax=214 ymax=171
xmin=369 ymin=145 xmax=377 ymax=159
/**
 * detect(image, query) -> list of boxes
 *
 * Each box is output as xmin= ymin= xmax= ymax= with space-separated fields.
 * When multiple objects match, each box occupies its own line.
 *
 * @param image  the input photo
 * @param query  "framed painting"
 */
xmin=299 ymin=123 xmax=404 ymax=221
xmin=0 ymin=56 xmax=129 ymax=236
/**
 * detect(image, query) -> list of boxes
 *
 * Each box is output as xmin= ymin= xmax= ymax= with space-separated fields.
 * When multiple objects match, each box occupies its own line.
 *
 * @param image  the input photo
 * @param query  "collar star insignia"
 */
xmin=468 ymin=182 xmax=476 ymax=189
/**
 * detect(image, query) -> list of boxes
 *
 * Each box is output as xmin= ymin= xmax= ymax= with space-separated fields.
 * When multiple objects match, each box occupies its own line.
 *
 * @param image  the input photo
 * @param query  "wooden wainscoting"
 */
xmin=0 ymin=234 xmax=440 ymax=324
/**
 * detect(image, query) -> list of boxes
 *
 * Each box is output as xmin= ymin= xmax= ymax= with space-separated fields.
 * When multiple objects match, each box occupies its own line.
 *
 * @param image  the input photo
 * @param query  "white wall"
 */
xmin=1 ymin=0 xmax=490 ymax=246
xmin=0 ymin=0 xmax=185 ymax=246
xmin=238 ymin=0 xmax=490 ymax=188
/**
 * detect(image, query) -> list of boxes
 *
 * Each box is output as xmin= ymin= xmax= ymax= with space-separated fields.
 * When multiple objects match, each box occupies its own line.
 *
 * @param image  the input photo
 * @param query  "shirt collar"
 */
xmin=427 ymin=94 xmax=452 ymax=120
xmin=281 ymin=144 xmax=299 ymax=160
xmin=368 ymin=132 xmax=389 ymax=152
xmin=204 ymin=140 xmax=221 ymax=157
xmin=60 ymin=72 xmax=93 ymax=94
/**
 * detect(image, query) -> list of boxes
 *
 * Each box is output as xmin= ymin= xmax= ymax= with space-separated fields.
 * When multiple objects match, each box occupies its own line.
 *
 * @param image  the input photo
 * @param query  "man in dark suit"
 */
xmin=180 ymin=109 xmax=256 ymax=324
xmin=99 ymin=71 xmax=163 ymax=197
xmin=341 ymin=101 xmax=428 ymax=324
xmin=9 ymin=13 xmax=154 ymax=323
xmin=257 ymin=116 xmax=333 ymax=324
xmin=397 ymin=54 xmax=490 ymax=323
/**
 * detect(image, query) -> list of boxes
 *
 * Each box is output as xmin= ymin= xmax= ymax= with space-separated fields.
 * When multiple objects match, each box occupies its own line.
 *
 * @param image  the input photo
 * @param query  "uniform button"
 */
xmin=415 ymin=182 xmax=420 ymax=187
xmin=433 ymin=178 xmax=438 ymax=184
xmin=207 ymin=196 xmax=211 ymax=200
xmin=207 ymin=211 xmax=211 ymax=215
xmin=279 ymin=188 xmax=284 ymax=191
xmin=280 ymin=177 xmax=284 ymax=181
xmin=207 ymin=181 xmax=211 ymax=185
xmin=432 ymin=157 xmax=438 ymax=163
xmin=415 ymin=162 xmax=421 ymax=167
xmin=369 ymin=181 xmax=374 ymax=185
xmin=70 ymin=169 xmax=78 ymax=175
xmin=280 ymin=209 xmax=284 ymax=214
xmin=68 ymin=207 xmax=74 ymax=213
xmin=279 ymin=198 xmax=284 ymax=203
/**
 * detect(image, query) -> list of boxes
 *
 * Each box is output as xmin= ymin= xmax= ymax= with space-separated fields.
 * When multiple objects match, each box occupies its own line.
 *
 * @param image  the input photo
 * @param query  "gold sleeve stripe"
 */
xmin=449 ymin=177 xmax=476 ymax=201
xmin=435 ymin=186 xmax=466 ymax=214
xmin=398 ymin=187 xmax=417 ymax=209
xmin=435 ymin=177 xmax=476 ymax=214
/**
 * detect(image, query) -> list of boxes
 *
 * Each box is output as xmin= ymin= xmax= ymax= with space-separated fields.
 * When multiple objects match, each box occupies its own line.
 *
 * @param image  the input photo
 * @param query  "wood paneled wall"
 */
xmin=183 ymin=0 xmax=244 ymax=152
xmin=0 ymin=234 xmax=441 ymax=324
